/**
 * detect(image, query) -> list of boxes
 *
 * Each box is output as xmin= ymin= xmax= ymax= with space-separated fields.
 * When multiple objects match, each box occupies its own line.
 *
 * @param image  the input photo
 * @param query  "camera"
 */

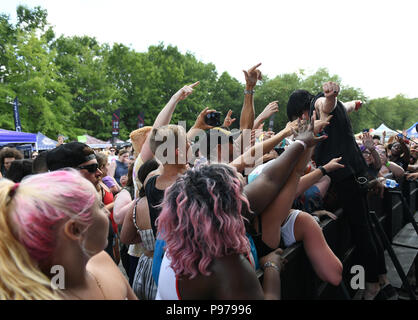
xmin=205 ymin=112 xmax=221 ymax=127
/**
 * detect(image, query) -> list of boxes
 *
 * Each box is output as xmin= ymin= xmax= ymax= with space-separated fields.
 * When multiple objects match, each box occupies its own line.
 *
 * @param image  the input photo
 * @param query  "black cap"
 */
xmin=46 ymin=142 xmax=96 ymax=171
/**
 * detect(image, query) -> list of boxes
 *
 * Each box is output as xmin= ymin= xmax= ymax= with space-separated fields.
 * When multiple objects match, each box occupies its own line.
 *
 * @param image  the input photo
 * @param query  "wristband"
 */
xmin=294 ymin=139 xmax=307 ymax=150
xmin=263 ymin=261 xmax=280 ymax=273
xmin=385 ymin=161 xmax=391 ymax=168
xmin=318 ymin=166 xmax=328 ymax=176
xmin=244 ymin=89 xmax=255 ymax=95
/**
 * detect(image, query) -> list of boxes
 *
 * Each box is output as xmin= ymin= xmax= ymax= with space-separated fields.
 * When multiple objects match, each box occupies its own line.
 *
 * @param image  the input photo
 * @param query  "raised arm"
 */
xmin=244 ymin=119 xmax=327 ymax=214
xmin=397 ymin=136 xmax=410 ymax=170
xmin=230 ymin=120 xmax=297 ymax=173
xmin=296 ymin=157 xmax=344 ymax=197
xmin=314 ymin=81 xmax=340 ymax=115
xmin=342 ymin=100 xmax=363 ymax=114
xmin=222 ymin=109 xmax=236 ymax=130
xmin=253 ymin=101 xmax=279 ymax=130
xmin=363 ymin=132 xmax=382 ymax=170
xmin=186 ymin=107 xmax=216 ymax=142
xmin=240 ymin=63 xmax=262 ymax=130
xmin=141 ymin=81 xmax=200 ymax=162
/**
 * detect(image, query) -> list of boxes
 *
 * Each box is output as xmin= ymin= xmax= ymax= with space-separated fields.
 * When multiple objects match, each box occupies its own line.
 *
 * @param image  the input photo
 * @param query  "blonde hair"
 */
xmin=0 ymin=170 xmax=98 ymax=300
xmin=149 ymin=125 xmax=186 ymax=156
xmin=0 ymin=180 xmax=61 ymax=300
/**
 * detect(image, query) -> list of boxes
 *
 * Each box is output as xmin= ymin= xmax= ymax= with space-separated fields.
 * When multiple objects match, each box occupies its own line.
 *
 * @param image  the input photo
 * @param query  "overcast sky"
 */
xmin=3 ymin=0 xmax=418 ymax=100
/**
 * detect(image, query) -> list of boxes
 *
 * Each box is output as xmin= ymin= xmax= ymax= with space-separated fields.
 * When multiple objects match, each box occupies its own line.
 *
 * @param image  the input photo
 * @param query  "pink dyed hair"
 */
xmin=10 ymin=169 xmax=97 ymax=263
xmin=156 ymin=164 xmax=251 ymax=279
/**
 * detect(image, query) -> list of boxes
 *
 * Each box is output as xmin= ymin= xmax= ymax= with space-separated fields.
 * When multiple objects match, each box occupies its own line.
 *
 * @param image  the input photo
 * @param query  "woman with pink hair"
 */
xmin=156 ymin=164 xmax=285 ymax=299
xmin=0 ymin=169 xmax=137 ymax=300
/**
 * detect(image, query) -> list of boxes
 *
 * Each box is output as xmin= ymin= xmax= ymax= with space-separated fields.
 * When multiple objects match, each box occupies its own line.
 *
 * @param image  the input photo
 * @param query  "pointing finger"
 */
xmin=190 ymin=81 xmax=200 ymax=88
xmin=248 ymin=62 xmax=262 ymax=72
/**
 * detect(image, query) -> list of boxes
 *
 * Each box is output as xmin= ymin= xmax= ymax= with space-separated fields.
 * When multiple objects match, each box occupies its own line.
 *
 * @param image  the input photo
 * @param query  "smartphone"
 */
xmin=205 ymin=112 xmax=221 ymax=127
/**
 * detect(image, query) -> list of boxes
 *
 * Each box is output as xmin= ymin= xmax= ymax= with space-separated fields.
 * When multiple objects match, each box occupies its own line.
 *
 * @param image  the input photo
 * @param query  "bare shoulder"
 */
xmin=87 ymin=251 xmax=136 ymax=300
xmin=143 ymin=166 xmax=161 ymax=188
xmin=137 ymin=196 xmax=148 ymax=208
xmin=87 ymin=251 xmax=122 ymax=278
xmin=115 ymin=188 xmax=131 ymax=203
xmin=210 ymin=254 xmax=263 ymax=299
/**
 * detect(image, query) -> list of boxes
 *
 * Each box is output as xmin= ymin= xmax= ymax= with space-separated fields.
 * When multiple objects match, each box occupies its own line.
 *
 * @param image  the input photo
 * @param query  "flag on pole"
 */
xmin=112 ymin=109 xmax=120 ymax=137
xmin=138 ymin=111 xmax=145 ymax=128
xmin=13 ymin=97 xmax=22 ymax=132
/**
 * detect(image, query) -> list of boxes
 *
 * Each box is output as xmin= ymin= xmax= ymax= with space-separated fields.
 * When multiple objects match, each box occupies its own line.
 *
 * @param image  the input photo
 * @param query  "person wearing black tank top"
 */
xmin=144 ymin=124 xmax=190 ymax=237
xmin=287 ymin=82 xmax=395 ymax=300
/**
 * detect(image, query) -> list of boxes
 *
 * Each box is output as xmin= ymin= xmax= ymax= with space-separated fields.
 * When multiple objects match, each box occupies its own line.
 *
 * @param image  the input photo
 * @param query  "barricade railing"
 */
xmin=259 ymin=179 xmax=418 ymax=299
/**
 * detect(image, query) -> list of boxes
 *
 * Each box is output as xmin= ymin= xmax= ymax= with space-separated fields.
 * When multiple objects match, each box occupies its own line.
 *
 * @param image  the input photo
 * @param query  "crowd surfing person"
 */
xmin=286 ymin=82 xmax=395 ymax=300
xmin=0 ymin=169 xmax=136 ymax=300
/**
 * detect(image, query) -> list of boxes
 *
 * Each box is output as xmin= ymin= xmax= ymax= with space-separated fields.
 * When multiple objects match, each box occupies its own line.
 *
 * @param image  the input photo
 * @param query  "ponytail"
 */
xmin=0 ymin=179 xmax=61 ymax=300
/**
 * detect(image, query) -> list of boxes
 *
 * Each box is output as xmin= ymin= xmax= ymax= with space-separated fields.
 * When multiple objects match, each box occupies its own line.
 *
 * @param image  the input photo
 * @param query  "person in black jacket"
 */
xmin=287 ymin=82 xmax=396 ymax=300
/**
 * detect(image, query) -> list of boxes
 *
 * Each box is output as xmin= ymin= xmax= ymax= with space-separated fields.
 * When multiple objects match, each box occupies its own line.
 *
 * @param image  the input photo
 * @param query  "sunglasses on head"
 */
xmin=77 ymin=163 xmax=99 ymax=173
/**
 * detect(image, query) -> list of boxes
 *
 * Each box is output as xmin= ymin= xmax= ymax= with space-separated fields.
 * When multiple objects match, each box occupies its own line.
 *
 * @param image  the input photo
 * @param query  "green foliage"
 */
xmin=0 ymin=6 xmax=416 ymax=143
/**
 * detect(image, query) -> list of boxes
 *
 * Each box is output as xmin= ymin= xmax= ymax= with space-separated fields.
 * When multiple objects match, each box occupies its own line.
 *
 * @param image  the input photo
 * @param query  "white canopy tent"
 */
xmin=372 ymin=123 xmax=400 ymax=137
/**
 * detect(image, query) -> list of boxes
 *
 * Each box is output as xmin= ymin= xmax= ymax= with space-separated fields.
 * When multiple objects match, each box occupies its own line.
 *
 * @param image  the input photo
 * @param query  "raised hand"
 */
xmin=362 ymin=132 xmax=375 ymax=150
xmin=173 ymin=81 xmax=200 ymax=102
xmin=322 ymin=81 xmax=340 ymax=99
xmin=260 ymin=101 xmax=279 ymax=119
xmin=354 ymin=100 xmax=363 ymax=111
xmin=222 ymin=109 xmax=236 ymax=128
xmin=323 ymin=157 xmax=345 ymax=173
xmin=263 ymin=130 xmax=274 ymax=140
xmin=293 ymin=116 xmax=327 ymax=148
xmin=193 ymin=107 xmax=217 ymax=130
xmin=285 ymin=119 xmax=299 ymax=136
xmin=243 ymin=63 xmax=262 ymax=89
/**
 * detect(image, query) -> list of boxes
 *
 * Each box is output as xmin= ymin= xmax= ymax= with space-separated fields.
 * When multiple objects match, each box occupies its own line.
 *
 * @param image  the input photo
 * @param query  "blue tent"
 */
xmin=405 ymin=122 xmax=418 ymax=138
xmin=36 ymin=132 xmax=58 ymax=150
xmin=0 ymin=129 xmax=37 ymax=146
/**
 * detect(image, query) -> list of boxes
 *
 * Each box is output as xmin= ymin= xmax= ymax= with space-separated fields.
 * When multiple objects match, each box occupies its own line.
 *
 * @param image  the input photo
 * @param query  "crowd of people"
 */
xmin=0 ymin=63 xmax=417 ymax=300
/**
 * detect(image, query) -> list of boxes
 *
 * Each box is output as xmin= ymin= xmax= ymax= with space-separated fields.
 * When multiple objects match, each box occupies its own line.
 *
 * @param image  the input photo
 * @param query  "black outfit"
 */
xmin=310 ymin=93 xmax=386 ymax=283
xmin=365 ymin=164 xmax=380 ymax=180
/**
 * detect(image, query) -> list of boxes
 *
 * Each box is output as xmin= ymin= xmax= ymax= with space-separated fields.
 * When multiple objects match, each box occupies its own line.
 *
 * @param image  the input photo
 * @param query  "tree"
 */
xmin=53 ymin=36 xmax=121 ymax=140
xmin=0 ymin=6 xmax=74 ymax=138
